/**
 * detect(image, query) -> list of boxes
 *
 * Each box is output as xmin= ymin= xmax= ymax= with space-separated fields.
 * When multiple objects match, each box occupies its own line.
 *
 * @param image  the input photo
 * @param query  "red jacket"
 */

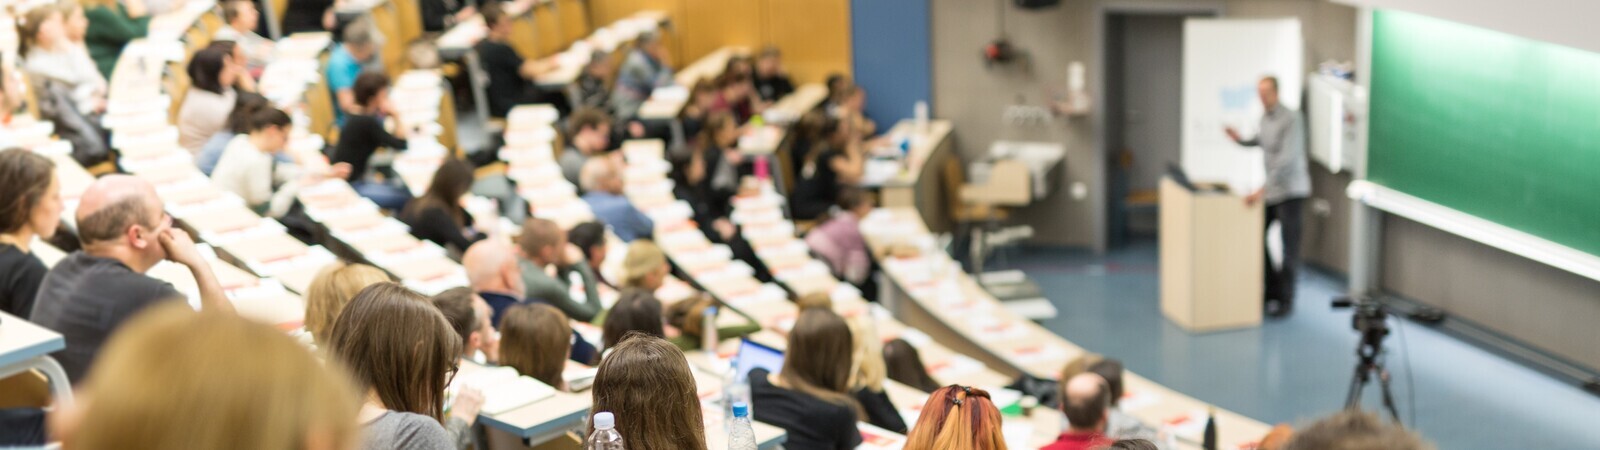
xmin=1040 ymin=431 xmax=1113 ymax=450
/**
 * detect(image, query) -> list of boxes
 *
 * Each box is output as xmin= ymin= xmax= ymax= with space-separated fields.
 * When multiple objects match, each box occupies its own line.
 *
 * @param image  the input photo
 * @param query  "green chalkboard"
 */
xmin=1369 ymin=10 xmax=1600 ymax=257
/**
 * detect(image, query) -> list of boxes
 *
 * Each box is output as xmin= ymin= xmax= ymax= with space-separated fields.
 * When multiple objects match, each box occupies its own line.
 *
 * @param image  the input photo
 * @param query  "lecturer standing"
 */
xmin=1225 ymin=76 xmax=1310 ymax=317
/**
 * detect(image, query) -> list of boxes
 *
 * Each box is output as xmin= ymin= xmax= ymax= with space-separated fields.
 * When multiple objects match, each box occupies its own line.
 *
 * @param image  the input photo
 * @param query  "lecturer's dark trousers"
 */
xmin=1265 ymin=198 xmax=1304 ymax=305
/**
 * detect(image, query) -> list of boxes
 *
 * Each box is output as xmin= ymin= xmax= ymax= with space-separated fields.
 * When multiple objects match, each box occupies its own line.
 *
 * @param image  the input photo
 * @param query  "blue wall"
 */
xmin=850 ymin=0 xmax=932 ymax=128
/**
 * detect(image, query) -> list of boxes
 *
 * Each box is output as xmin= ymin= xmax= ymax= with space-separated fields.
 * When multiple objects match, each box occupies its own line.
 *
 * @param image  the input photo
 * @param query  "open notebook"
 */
xmin=449 ymin=365 xmax=557 ymax=415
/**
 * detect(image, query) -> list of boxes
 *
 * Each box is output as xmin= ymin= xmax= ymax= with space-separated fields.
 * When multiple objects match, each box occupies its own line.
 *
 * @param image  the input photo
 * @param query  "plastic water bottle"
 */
xmin=702 ymin=306 xmax=720 ymax=353
xmin=722 ymin=360 xmax=749 ymax=430
xmin=727 ymin=402 xmax=758 ymax=450
xmin=585 ymin=412 xmax=624 ymax=450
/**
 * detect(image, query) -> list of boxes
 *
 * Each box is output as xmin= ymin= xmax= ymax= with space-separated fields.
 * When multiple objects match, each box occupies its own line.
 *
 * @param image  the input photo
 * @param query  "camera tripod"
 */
xmin=1337 ymin=296 xmax=1403 ymax=424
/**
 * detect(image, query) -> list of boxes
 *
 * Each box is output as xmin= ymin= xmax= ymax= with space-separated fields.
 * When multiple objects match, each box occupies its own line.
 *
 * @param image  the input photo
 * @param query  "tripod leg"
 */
xmin=1345 ymin=363 xmax=1367 ymax=410
xmin=1376 ymin=364 xmax=1403 ymax=425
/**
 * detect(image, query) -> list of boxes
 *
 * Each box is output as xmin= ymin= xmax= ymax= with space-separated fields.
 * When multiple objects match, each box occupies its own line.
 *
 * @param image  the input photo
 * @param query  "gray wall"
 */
xmin=930 ymin=0 xmax=1358 ymax=250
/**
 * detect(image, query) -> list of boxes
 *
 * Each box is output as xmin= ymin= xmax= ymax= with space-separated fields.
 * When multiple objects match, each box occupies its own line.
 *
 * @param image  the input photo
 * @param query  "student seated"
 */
xmin=754 ymin=47 xmax=795 ymax=103
xmin=333 ymin=72 xmax=413 ymax=211
xmin=327 ymin=282 xmax=482 ymax=450
xmin=599 ymin=288 xmax=664 ymax=352
xmin=566 ymin=221 xmax=613 ymax=288
xmin=674 ymin=112 xmax=744 ymax=239
xmin=213 ymin=107 xmax=349 ymax=218
xmin=790 ymin=114 xmax=866 ymax=221
xmin=822 ymin=73 xmax=851 ymax=112
xmin=515 ymin=218 xmax=603 ymax=322
xmin=710 ymin=73 xmax=756 ymax=124
xmin=679 ymin=79 xmax=718 ymax=142
xmin=580 ymin=157 xmax=653 ymax=242
xmin=560 ymin=108 xmax=613 ymax=186
xmin=831 ymin=84 xmax=876 ymax=136
xmin=903 ymin=385 xmax=1008 ymax=450
xmin=750 ymin=308 xmax=864 ymax=450
xmin=1281 ymin=410 xmax=1431 ymax=450
xmin=327 ymin=16 xmax=381 ymax=122
xmin=461 ymin=239 xmax=600 ymax=364
xmin=1088 ymin=358 xmax=1162 ymax=443
xmin=283 ymin=0 xmax=334 ymax=35
xmin=618 ymin=239 xmax=669 ymax=292
xmin=609 ymin=31 xmax=673 ymax=120
xmin=805 ymin=187 xmax=876 ymax=291
xmin=0 ymin=62 xmax=27 ymax=124
xmin=1042 ymin=373 xmax=1114 ymax=450
xmin=81 ymin=0 xmax=150 ymax=79
xmin=845 ymin=313 xmax=906 ymax=433
xmin=302 ymin=261 xmax=392 ymax=347
xmin=214 ymin=0 xmax=273 ymax=74
xmin=500 ymin=303 xmax=574 ymax=389
xmin=723 ymin=54 xmax=754 ymax=79
xmin=883 ymin=338 xmax=941 ymax=393
xmin=420 ymin=0 xmax=477 ymax=33
xmin=198 ymin=93 xmax=270 ymax=175
xmin=588 ymin=333 xmax=707 ymax=449
xmin=30 ymin=175 xmax=234 ymax=384
xmin=663 ymin=295 xmax=759 ymax=352
xmin=399 ymin=158 xmax=486 ymax=253
xmin=178 ymin=44 xmax=246 ymax=153
xmin=474 ymin=2 xmax=561 ymax=118
xmin=53 ymin=304 xmax=361 ymax=450
xmin=432 ymin=287 xmax=500 ymax=365
xmin=19 ymin=4 xmax=106 ymax=118
xmin=574 ymin=51 xmax=612 ymax=111
xmin=0 ymin=149 xmax=62 ymax=318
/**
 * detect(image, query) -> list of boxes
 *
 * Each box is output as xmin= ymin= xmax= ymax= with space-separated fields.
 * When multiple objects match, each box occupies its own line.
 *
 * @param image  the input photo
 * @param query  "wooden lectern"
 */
xmin=1159 ymin=177 xmax=1264 ymax=332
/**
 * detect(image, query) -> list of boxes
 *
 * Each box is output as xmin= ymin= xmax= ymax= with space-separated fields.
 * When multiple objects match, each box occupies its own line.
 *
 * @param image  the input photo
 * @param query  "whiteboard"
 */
xmin=1181 ymin=19 xmax=1304 ymax=191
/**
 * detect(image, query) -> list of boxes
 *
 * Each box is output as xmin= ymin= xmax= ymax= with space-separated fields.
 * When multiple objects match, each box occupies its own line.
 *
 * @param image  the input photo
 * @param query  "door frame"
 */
xmin=1092 ymin=1 xmax=1225 ymax=252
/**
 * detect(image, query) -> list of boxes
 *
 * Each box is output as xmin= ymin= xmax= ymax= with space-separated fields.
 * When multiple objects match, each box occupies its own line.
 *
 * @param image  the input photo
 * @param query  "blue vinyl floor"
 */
xmin=1011 ymin=241 xmax=1600 ymax=449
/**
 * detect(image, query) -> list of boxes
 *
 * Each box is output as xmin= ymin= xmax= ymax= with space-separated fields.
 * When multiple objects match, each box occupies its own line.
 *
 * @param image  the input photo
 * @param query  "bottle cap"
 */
xmin=732 ymin=402 xmax=750 ymax=418
xmin=594 ymin=412 xmax=615 ymax=429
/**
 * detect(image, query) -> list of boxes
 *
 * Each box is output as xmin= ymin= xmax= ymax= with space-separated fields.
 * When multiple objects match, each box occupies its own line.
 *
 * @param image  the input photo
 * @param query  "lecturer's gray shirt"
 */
xmin=1239 ymin=105 xmax=1311 ymax=205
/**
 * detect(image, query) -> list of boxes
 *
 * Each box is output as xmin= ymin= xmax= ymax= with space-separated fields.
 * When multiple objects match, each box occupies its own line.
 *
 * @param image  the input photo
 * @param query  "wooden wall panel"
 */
xmin=532 ymin=2 xmax=564 ymax=56
xmin=594 ymin=0 xmax=851 ymax=78
xmin=556 ymin=0 xmax=593 ymax=47
xmin=679 ymin=0 xmax=761 ymax=68
xmin=762 ymin=0 xmax=852 ymax=84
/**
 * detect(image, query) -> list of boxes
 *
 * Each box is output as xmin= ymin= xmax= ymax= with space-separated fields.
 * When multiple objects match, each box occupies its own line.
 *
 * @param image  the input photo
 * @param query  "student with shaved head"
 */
xmin=461 ymin=239 xmax=598 ymax=364
xmin=30 ymin=175 xmax=233 ymax=384
xmin=1041 ymin=372 xmax=1115 ymax=450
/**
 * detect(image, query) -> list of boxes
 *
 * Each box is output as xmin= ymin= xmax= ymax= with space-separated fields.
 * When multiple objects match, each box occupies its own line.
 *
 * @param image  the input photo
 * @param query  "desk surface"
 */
xmin=880 ymin=119 xmax=953 ymax=188
xmin=0 ymin=312 xmax=65 ymax=370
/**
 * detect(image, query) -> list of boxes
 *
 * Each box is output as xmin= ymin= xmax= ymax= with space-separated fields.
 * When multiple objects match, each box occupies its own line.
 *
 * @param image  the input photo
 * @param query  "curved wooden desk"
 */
xmin=862 ymin=123 xmax=1274 ymax=449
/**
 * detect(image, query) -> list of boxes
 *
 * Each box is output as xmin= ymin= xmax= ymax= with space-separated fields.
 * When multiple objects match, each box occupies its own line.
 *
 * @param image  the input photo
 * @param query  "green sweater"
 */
xmin=85 ymin=4 xmax=150 ymax=79
xmin=518 ymin=258 xmax=603 ymax=322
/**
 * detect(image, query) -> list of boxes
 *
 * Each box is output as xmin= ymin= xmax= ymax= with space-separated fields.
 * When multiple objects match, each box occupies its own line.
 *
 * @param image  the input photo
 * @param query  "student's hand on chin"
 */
xmin=158 ymin=228 xmax=203 ymax=267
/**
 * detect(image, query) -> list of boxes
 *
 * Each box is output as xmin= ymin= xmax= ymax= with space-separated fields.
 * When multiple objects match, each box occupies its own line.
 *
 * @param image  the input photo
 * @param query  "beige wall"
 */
xmin=589 ymin=0 xmax=852 ymax=84
xmin=930 ymin=0 xmax=1357 ymax=249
